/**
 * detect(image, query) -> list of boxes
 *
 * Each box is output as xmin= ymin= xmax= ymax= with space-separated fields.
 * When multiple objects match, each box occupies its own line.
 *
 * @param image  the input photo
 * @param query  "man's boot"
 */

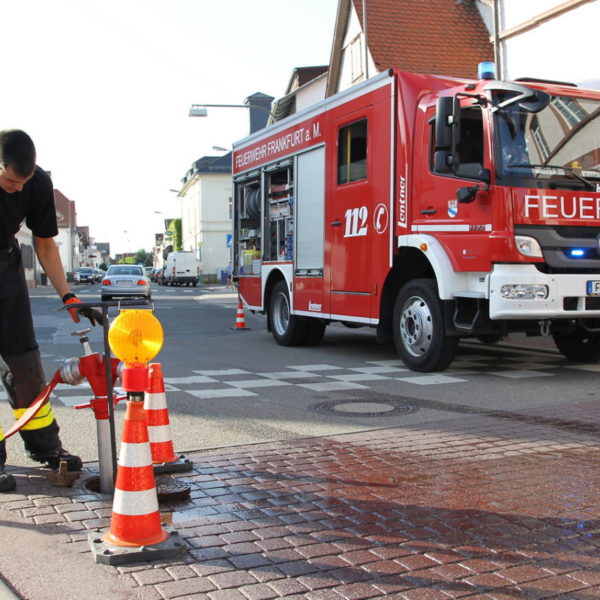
xmin=0 ymin=465 xmax=16 ymax=492
xmin=29 ymin=447 xmax=82 ymax=471
xmin=0 ymin=440 xmax=15 ymax=492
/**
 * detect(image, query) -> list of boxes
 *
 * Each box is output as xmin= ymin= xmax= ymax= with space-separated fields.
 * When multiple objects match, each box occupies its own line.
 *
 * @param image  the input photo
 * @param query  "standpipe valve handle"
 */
xmin=71 ymin=328 xmax=93 ymax=356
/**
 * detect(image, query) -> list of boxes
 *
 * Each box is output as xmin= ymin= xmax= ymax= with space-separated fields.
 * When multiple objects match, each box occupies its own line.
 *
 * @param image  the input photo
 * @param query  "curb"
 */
xmin=0 ymin=577 xmax=20 ymax=600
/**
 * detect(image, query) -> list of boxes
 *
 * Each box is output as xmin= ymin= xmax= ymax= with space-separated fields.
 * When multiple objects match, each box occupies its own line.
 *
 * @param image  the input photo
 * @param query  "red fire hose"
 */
xmin=4 ymin=370 xmax=63 ymax=439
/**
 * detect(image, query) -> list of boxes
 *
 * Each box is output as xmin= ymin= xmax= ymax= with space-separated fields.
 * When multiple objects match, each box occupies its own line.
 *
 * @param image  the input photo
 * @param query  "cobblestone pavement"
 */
xmin=2 ymin=398 xmax=600 ymax=599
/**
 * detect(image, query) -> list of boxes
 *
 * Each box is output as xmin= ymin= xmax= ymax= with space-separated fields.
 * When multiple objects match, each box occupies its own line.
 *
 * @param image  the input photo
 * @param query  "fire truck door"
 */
xmin=329 ymin=113 xmax=373 ymax=320
xmin=412 ymin=103 xmax=492 ymax=271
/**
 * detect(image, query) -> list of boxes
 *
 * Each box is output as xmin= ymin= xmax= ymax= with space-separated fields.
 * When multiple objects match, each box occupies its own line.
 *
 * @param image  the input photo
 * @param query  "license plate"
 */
xmin=116 ymin=281 xmax=132 ymax=287
xmin=587 ymin=280 xmax=600 ymax=296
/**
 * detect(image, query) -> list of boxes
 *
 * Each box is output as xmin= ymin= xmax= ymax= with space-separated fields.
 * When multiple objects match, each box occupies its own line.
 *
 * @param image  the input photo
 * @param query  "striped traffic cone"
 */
xmin=145 ymin=363 xmax=192 ymax=473
xmin=231 ymin=297 xmax=250 ymax=330
xmin=88 ymin=397 xmax=184 ymax=565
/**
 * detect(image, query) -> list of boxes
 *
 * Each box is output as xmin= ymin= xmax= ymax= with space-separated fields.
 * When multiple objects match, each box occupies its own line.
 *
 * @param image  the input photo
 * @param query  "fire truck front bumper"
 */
xmin=488 ymin=264 xmax=600 ymax=320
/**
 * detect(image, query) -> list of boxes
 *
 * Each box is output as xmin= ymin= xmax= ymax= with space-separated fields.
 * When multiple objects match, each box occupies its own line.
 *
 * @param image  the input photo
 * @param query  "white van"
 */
xmin=163 ymin=252 xmax=200 ymax=286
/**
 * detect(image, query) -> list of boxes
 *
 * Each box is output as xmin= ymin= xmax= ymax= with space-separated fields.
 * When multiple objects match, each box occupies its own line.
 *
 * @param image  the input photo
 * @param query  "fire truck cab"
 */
xmin=232 ymin=65 xmax=600 ymax=372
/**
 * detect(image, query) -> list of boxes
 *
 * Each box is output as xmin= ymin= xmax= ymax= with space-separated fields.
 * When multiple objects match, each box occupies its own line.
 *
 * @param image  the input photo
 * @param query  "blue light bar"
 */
xmin=478 ymin=62 xmax=496 ymax=80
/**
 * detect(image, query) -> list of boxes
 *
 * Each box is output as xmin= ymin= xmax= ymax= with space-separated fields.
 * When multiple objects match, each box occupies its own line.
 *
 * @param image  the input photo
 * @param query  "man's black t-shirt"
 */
xmin=0 ymin=166 xmax=57 ymax=249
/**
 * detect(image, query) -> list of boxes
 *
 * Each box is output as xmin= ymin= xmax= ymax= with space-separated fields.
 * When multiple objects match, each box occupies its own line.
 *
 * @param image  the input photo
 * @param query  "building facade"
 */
xmin=178 ymin=154 xmax=232 ymax=282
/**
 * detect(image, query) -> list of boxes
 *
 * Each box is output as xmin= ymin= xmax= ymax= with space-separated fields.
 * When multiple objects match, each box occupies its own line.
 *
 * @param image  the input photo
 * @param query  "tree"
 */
xmin=134 ymin=249 xmax=153 ymax=266
xmin=117 ymin=250 xmax=152 ymax=265
xmin=166 ymin=219 xmax=182 ymax=252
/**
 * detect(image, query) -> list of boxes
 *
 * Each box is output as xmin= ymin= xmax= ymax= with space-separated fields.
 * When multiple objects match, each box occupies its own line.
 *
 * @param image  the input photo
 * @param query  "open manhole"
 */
xmin=311 ymin=397 xmax=417 ymax=417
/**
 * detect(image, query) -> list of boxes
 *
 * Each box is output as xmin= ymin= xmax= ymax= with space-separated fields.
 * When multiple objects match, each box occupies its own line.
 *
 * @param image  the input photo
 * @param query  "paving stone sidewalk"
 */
xmin=2 ymin=399 xmax=600 ymax=599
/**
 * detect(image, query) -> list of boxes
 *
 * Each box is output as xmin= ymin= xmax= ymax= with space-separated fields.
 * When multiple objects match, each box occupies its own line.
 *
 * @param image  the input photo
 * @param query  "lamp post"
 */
xmin=189 ymin=93 xmax=274 ymax=134
xmin=189 ymin=103 xmax=271 ymax=117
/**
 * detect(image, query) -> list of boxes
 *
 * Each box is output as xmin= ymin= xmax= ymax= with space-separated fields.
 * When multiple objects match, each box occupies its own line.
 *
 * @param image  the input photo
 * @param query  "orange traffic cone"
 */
xmin=88 ymin=398 xmax=184 ymax=565
xmin=145 ymin=363 xmax=192 ymax=473
xmin=232 ymin=297 xmax=250 ymax=330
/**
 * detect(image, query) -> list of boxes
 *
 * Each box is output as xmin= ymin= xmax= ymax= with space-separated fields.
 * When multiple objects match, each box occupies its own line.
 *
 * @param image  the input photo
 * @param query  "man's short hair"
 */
xmin=0 ymin=129 xmax=36 ymax=178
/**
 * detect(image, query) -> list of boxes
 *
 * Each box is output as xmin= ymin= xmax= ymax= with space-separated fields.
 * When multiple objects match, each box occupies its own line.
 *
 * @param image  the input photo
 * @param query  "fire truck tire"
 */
xmin=269 ymin=280 xmax=310 ymax=346
xmin=552 ymin=328 xmax=600 ymax=362
xmin=393 ymin=279 xmax=458 ymax=372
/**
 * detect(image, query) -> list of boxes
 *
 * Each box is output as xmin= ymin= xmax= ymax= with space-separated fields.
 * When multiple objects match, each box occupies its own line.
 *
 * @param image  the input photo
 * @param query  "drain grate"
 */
xmin=312 ymin=396 xmax=417 ymax=417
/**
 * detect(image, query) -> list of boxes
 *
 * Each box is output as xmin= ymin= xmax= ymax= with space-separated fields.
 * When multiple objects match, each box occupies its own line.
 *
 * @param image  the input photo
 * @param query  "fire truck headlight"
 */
xmin=500 ymin=284 xmax=549 ymax=300
xmin=515 ymin=236 xmax=543 ymax=258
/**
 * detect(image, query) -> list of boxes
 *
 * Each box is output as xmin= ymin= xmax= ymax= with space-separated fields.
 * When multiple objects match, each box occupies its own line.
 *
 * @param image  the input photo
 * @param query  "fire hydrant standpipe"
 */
xmin=72 ymin=299 xmax=151 ymax=494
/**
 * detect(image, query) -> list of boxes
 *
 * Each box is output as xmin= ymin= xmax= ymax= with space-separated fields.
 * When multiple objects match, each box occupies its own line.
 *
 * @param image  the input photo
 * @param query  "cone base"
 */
xmin=153 ymin=456 xmax=194 ymax=474
xmin=102 ymin=526 xmax=168 ymax=548
xmin=89 ymin=527 xmax=185 ymax=565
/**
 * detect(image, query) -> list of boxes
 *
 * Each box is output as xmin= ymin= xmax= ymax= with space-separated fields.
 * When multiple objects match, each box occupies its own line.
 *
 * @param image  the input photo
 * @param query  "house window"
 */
xmin=338 ymin=119 xmax=368 ymax=184
xmin=349 ymin=35 xmax=363 ymax=82
xmin=553 ymin=97 xmax=586 ymax=128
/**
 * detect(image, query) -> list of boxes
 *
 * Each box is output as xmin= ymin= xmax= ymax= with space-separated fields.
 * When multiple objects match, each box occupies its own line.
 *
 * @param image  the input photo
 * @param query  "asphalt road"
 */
xmin=2 ymin=281 xmax=596 ymax=473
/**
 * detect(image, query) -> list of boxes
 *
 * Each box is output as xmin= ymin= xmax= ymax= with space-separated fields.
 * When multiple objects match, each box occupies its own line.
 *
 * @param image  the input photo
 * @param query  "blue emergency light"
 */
xmin=569 ymin=248 xmax=586 ymax=258
xmin=478 ymin=62 xmax=496 ymax=80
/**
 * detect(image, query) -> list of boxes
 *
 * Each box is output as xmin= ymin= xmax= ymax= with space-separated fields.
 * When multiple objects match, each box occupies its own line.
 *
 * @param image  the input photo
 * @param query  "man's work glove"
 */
xmin=62 ymin=293 xmax=105 ymax=326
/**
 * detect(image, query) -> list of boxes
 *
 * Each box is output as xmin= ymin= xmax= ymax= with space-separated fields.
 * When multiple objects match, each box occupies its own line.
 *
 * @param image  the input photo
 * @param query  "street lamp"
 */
xmin=189 ymin=103 xmax=272 ymax=117
xmin=189 ymin=98 xmax=274 ymax=134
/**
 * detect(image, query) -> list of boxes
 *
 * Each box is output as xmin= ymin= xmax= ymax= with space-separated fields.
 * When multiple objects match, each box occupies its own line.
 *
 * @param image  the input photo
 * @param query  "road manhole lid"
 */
xmin=312 ymin=398 xmax=417 ymax=417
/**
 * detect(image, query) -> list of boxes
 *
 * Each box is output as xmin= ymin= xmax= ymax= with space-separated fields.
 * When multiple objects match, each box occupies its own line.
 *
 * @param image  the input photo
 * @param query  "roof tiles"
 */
xmin=353 ymin=0 xmax=493 ymax=79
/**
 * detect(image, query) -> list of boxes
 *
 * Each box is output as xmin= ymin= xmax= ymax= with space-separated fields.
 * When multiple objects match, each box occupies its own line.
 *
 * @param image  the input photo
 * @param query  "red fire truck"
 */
xmin=231 ymin=64 xmax=600 ymax=372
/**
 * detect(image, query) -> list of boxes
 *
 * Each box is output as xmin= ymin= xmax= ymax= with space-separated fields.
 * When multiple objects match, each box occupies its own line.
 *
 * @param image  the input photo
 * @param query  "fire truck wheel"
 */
xmin=269 ymin=280 xmax=310 ymax=346
xmin=552 ymin=328 xmax=600 ymax=362
xmin=393 ymin=279 xmax=458 ymax=372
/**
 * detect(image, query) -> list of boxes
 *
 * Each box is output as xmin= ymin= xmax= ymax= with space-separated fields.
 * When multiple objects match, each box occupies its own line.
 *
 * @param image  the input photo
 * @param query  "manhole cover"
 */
xmin=156 ymin=476 xmax=191 ymax=502
xmin=312 ymin=397 xmax=417 ymax=417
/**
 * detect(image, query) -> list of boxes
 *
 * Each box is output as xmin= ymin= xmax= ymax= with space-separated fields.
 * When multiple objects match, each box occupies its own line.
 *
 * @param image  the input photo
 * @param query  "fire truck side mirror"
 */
xmin=435 ymin=96 xmax=461 ymax=173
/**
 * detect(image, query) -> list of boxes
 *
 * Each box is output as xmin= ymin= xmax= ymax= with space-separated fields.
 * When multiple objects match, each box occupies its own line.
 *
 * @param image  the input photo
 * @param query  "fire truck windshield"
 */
xmin=494 ymin=93 xmax=600 ymax=191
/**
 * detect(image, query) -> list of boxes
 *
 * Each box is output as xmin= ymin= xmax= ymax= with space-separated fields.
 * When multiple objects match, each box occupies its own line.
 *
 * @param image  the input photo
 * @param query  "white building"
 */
xmin=178 ymin=154 xmax=232 ymax=282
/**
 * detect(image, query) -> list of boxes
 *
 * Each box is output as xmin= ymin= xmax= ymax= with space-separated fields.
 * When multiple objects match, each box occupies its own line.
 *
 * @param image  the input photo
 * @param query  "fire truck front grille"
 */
xmin=516 ymin=225 xmax=600 ymax=273
xmin=555 ymin=226 xmax=599 ymax=239
xmin=563 ymin=297 xmax=600 ymax=311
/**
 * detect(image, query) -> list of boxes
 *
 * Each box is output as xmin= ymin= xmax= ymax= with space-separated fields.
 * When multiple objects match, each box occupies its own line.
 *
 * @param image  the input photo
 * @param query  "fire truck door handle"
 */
xmin=420 ymin=209 xmax=437 ymax=215
xmin=331 ymin=220 xmax=342 ymax=226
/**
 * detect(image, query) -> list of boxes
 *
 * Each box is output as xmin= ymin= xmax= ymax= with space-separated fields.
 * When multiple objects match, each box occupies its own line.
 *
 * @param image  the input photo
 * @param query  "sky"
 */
xmin=2 ymin=0 xmax=338 ymax=255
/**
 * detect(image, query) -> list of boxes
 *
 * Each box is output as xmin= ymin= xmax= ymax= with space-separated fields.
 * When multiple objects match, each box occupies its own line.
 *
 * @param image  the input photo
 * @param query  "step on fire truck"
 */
xmin=231 ymin=63 xmax=600 ymax=372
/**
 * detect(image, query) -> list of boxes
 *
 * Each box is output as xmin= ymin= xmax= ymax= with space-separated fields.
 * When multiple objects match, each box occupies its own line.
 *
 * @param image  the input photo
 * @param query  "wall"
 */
xmin=295 ymin=75 xmax=327 ymax=112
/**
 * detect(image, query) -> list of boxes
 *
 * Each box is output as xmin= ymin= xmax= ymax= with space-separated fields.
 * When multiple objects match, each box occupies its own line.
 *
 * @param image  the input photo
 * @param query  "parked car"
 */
xmin=93 ymin=268 xmax=105 ymax=282
xmin=101 ymin=264 xmax=151 ymax=301
xmin=74 ymin=267 xmax=95 ymax=285
xmin=150 ymin=267 xmax=162 ymax=283
xmin=163 ymin=251 xmax=200 ymax=286
xmin=144 ymin=266 xmax=154 ymax=279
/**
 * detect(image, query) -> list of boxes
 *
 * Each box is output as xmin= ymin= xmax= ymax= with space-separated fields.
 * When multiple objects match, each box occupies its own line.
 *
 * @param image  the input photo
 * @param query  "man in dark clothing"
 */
xmin=0 ymin=129 xmax=102 ymax=492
